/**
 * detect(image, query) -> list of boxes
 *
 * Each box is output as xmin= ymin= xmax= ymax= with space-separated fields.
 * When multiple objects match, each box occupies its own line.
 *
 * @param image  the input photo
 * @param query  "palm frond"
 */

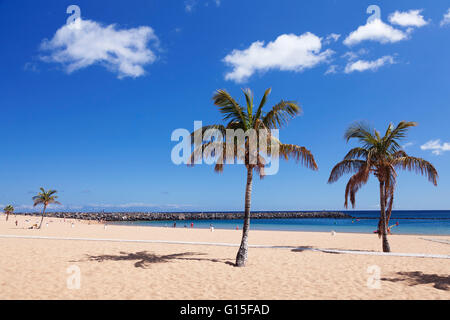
xmin=279 ymin=144 xmax=318 ymax=170
xmin=253 ymin=154 xmax=267 ymax=179
xmin=254 ymin=88 xmax=271 ymax=122
xmin=386 ymin=121 xmax=417 ymax=142
xmin=188 ymin=141 xmax=245 ymax=168
xmin=187 ymin=141 xmax=215 ymax=166
xmin=33 ymin=199 xmax=44 ymax=207
xmin=392 ymin=150 xmax=408 ymax=158
xmin=190 ymin=125 xmax=226 ymax=144
xmin=392 ymin=156 xmax=438 ymax=185
xmin=213 ymin=89 xmax=247 ymax=127
xmin=344 ymin=147 xmax=369 ymax=160
xmin=242 ymin=88 xmax=253 ymax=125
xmin=344 ymin=122 xmax=377 ymax=146
xmin=225 ymin=121 xmax=246 ymax=131
xmin=344 ymin=164 xmax=370 ymax=208
xmin=262 ymin=101 xmax=301 ymax=129
xmin=328 ymin=159 xmax=367 ymax=183
xmin=387 ymin=139 xmax=403 ymax=154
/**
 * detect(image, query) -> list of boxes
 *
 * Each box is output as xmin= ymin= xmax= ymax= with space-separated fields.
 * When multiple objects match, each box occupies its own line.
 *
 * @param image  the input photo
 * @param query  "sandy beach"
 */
xmin=0 ymin=214 xmax=449 ymax=300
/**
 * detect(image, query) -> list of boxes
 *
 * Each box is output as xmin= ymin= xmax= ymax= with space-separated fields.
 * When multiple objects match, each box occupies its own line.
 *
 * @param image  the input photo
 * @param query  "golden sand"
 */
xmin=0 ymin=214 xmax=449 ymax=300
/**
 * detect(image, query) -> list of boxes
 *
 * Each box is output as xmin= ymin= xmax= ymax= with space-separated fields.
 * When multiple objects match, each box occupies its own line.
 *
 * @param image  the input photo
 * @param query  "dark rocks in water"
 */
xmin=14 ymin=211 xmax=353 ymax=222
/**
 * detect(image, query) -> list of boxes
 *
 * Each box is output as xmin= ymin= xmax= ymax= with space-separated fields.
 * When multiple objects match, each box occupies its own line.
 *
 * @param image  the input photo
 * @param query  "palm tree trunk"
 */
xmin=235 ymin=167 xmax=253 ymax=267
xmin=38 ymin=205 xmax=47 ymax=229
xmin=6 ymin=213 xmax=9 ymax=222
xmin=386 ymin=189 xmax=394 ymax=228
xmin=379 ymin=181 xmax=390 ymax=252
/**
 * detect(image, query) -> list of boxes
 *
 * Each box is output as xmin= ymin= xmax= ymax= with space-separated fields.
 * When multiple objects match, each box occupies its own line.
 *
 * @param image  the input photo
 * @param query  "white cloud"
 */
xmin=14 ymin=202 xmax=195 ymax=212
xmin=88 ymin=203 xmax=195 ymax=209
xmin=402 ymin=142 xmax=414 ymax=149
xmin=389 ymin=10 xmax=428 ymax=28
xmin=441 ymin=9 xmax=450 ymax=27
xmin=344 ymin=55 xmax=395 ymax=73
xmin=40 ymin=18 xmax=159 ymax=78
xmin=325 ymin=65 xmax=338 ymax=75
xmin=343 ymin=19 xmax=407 ymax=46
xmin=342 ymin=48 xmax=369 ymax=61
xmin=185 ymin=0 xmax=197 ymax=12
xmin=185 ymin=0 xmax=220 ymax=12
xmin=17 ymin=205 xmax=36 ymax=210
xmin=89 ymin=202 xmax=156 ymax=208
xmin=24 ymin=62 xmax=39 ymax=73
xmin=223 ymin=32 xmax=334 ymax=83
xmin=342 ymin=51 xmax=358 ymax=61
xmin=15 ymin=203 xmax=83 ymax=212
xmin=324 ymin=33 xmax=341 ymax=44
xmin=421 ymin=139 xmax=450 ymax=155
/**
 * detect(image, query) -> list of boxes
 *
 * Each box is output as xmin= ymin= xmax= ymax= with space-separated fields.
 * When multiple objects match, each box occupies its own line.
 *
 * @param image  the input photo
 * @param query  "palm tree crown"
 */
xmin=329 ymin=121 xmax=437 ymax=207
xmin=189 ymin=88 xmax=318 ymax=174
xmin=4 ymin=205 xmax=14 ymax=214
xmin=33 ymin=188 xmax=60 ymax=207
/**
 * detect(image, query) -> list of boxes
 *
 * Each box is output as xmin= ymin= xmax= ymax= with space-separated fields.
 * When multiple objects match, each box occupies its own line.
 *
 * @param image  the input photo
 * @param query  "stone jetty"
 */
xmin=16 ymin=211 xmax=352 ymax=221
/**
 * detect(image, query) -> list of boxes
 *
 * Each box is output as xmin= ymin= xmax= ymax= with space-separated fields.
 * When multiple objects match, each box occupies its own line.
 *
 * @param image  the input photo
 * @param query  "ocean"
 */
xmin=113 ymin=210 xmax=450 ymax=235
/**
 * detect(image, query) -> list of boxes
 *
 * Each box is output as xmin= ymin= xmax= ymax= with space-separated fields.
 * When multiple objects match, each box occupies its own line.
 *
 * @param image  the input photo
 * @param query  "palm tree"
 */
xmin=328 ymin=121 xmax=438 ymax=252
xmin=3 ymin=205 xmax=14 ymax=221
xmin=32 ymin=188 xmax=60 ymax=229
xmin=189 ymin=88 xmax=318 ymax=266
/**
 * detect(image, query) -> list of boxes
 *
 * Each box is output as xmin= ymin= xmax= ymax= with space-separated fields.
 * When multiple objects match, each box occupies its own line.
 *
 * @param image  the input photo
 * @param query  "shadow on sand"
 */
xmin=81 ymin=251 xmax=235 ymax=268
xmin=291 ymin=246 xmax=315 ymax=253
xmin=382 ymin=271 xmax=450 ymax=291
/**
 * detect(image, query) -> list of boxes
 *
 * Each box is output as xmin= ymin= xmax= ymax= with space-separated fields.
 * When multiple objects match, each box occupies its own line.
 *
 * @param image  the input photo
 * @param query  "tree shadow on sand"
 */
xmin=291 ymin=246 xmax=315 ymax=253
xmin=82 ymin=251 xmax=235 ymax=268
xmin=381 ymin=271 xmax=450 ymax=291
xmin=291 ymin=246 xmax=375 ymax=254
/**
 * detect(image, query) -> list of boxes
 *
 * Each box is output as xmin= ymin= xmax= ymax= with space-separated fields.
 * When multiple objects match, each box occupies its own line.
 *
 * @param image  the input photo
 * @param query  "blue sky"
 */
xmin=1 ymin=0 xmax=450 ymax=212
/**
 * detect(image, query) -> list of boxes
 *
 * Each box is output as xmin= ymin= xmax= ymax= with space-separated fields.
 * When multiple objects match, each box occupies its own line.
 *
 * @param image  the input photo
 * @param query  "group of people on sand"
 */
xmin=2 ymin=214 xmax=229 ymax=233
xmin=170 ymin=221 xmax=216 ymax=232
xmin=172 ymin=221 xmax=196 ymax=228
xmin=1 ymin=213 xmax=114 ymax=232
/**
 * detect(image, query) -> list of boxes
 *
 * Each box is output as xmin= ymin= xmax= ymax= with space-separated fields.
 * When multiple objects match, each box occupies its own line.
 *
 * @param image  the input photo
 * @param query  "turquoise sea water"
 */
xmin=113 ymin=210 xmax=450 ymax=235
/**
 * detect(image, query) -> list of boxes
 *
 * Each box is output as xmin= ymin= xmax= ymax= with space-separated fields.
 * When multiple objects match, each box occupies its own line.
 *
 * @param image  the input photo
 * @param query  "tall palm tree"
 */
xmin=189 ymin=88 xmax=318 ymax=266
xmin=328 ymin=121 xmax=438 ymax=252
xmin=3 ymin=205 xmax=14 ymax=222
xmin=32 ymin=188 xmax=60 ymax=229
